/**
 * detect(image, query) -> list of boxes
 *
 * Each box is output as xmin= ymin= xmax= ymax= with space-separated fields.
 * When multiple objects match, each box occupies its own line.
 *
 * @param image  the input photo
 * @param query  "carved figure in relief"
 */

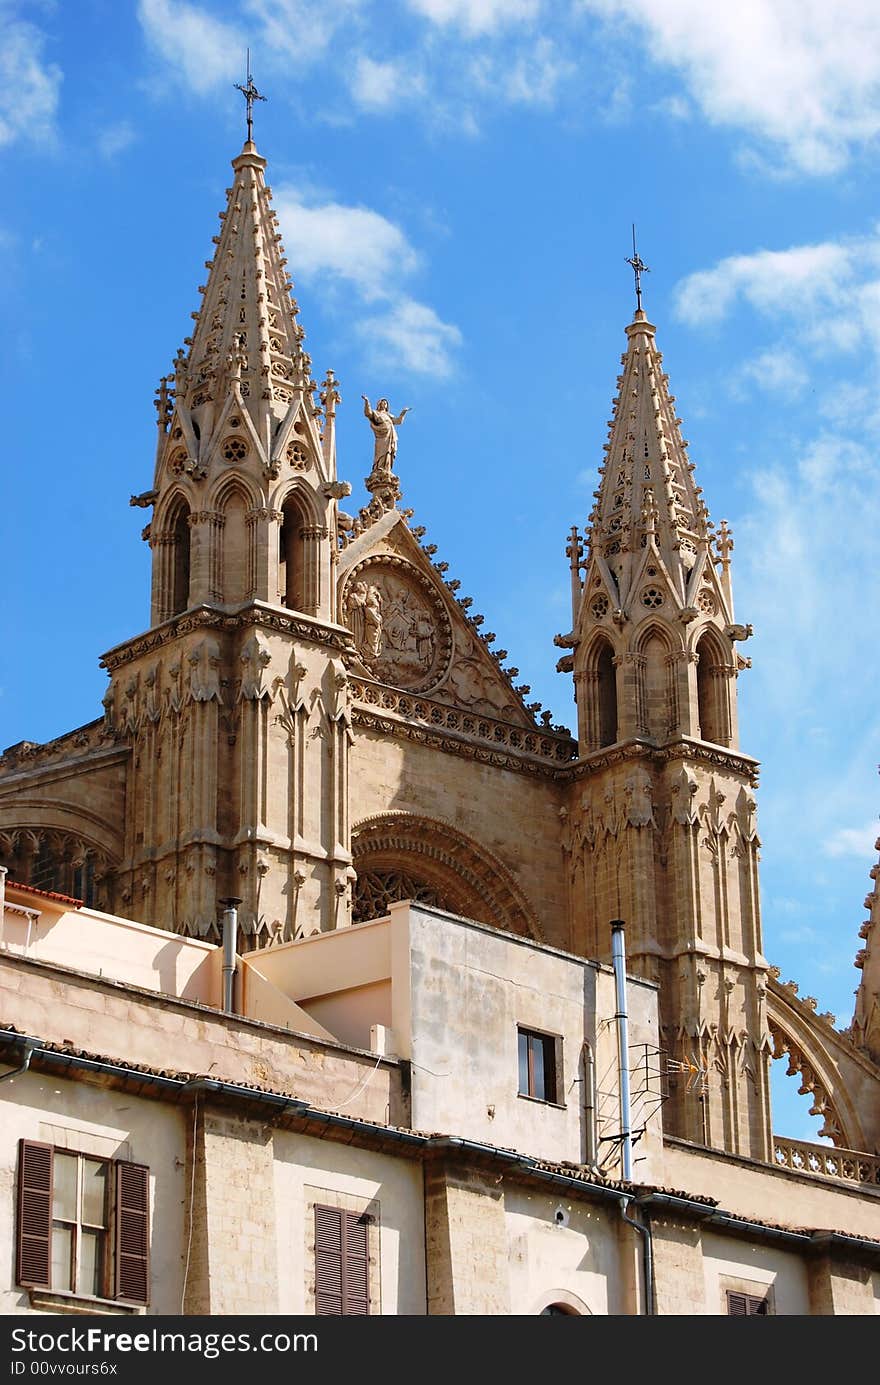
xmin=362 ymin=395 xmax=410 ymax=476
xmin=349 ymin=582 xmax=383 ymax=660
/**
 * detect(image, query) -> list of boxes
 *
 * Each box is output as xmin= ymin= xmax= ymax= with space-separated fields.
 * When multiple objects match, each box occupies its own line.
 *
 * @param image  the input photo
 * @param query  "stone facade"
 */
xmin=0 ymin=126 xmax=879 ymax=1314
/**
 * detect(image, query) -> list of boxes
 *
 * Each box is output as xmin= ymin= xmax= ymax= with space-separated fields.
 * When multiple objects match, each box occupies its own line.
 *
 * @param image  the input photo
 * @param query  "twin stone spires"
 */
xmin=149 ymin=131 xmax=746 ymax=734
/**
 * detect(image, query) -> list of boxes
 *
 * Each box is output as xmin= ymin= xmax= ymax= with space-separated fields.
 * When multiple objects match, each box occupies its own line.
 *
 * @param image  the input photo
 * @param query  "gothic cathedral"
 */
xmin=2 ymin=131 xmax=878 ymax=1164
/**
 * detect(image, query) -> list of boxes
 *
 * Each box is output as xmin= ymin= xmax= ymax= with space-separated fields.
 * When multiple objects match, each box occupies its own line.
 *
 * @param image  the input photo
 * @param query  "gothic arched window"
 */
xmin=169 ymin=500 xmax=191 ymax=616
xmin=279 ymin=495 xmax=308 ymax=611
xmin=596 ymin=640 xmax=618 ymax=747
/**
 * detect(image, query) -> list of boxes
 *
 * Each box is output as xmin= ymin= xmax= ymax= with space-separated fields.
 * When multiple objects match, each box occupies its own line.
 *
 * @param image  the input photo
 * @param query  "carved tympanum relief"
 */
xmin=342 ymin=557 xmax=452 ymax=692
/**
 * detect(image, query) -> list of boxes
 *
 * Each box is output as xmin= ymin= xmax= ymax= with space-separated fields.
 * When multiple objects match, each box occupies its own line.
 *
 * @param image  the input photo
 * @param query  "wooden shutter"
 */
xmin=727 ymin=1290 xmax=768 ymax=1316
xmin=115 ymin=1162 xmax=150 ymax=1304
xmin=343 ymin=1211 xmax=369 ymax=1316
xmin=16 ymin=1140 xmax=53 ymax=1288
xmin=315 ymin=1205 xmax=371 ymax=1316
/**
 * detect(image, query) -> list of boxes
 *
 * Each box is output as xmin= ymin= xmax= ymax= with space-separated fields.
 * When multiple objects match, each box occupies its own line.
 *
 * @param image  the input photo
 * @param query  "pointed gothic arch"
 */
xmin=153 ymin=491 xmax=192 ymax=621
xmin=695 ymin=625 xmax=733 ymax=747
xmin=766 ymin=991 xmax=866 ymax=1152
xmin=580 ymin=632 xmax=619 ymax=751
xmin=211 ymin=474 xmax=258 ymax=606
xmin=0 ymin=817 xmax=119 ymax=910
xmin=275 ymin=481 xmax=325 ymax=615
xmin=351 ymin=812 xmax=543 ymax=940
xmin=631 ymin=619 xmax=680 ymax=741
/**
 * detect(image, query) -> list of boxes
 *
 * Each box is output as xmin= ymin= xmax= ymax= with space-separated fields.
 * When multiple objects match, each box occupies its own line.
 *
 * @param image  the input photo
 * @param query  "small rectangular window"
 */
xmin=518 ymin=1027 xmax=558 ymax=1103
xmin=16 ymin=1141 xmax=150 ymax=1306
xmin=726 ymin=1290 xmax=769 ymax=1315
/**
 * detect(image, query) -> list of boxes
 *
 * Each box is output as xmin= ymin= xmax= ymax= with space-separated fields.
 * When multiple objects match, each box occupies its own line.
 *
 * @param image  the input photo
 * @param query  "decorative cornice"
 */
xmin=350 ymin=677 xmax=576 ymax=770
xmin=351 ymin=707 xmax=574 ymax=781
xmin=563 ymin=736 xmax=760 ymax=786
xmin=101 ymin=604 xmax=356 ymax=673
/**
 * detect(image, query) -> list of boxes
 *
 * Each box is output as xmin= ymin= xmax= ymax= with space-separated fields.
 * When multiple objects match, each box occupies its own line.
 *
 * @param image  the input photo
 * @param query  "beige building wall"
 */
xmin=273 ymin=1132 xmax=425 ymax=1315
xmin=0 ymin=1069 xmax=186 ymax=1315
xmin=503 ymin=1185 xmax=625 ymax=1315
xmin=701 ymin=1230 xmax=810 ymax=1315
xmin=398 ymin=904 xmax=662 ymax=1177
xmin=660 ymin=1137 xmax=880 ymax=1242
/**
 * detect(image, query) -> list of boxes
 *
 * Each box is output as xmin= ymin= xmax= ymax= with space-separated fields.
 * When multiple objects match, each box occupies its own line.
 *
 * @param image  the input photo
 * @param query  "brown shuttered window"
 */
xmin=16 ymin=1140 xmax=53 ymax=1288
xmin=315 ymin=1205 xmax=370 ymax=1316
xmin=726 ymin=1290 xmax=769 ymax=1315
xmin=115 ymin=1162 xmax=150 ymax=1305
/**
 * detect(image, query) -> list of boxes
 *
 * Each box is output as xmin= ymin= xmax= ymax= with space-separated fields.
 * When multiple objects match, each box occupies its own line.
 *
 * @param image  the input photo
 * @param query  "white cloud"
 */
xmin=273 ymin=191 xmax=419 ymax=300
xmin=469 ymin=35 xmax=574 ymax=107
xmin=825 ymin=823 xmax=879 ymax=859
xmin=675 ymin=242 xmax=856 ymax=326
xmin=407 ymin=0 xmax=541 ymax=35
xmin=358 ymin=298 xmax=462 ymax=377
xmin=737 ymin=349 xmax=810 ymax=399
xmin=97 ymin=121 xmax=136 ymax=160
xmin=273 ymin=187 xmax=460 ymax=376
xmin=0 ymin=7 xmax=62 ymax=147
xmin=243 ymin=0 xmax=363 ymax=62
xmin=137 ymin=0 xmax=242 ymax=94
xmin=348 ymin=55 xmax=426 ymax=112
xmin=580 ymin=0 xmax=880 ymax=173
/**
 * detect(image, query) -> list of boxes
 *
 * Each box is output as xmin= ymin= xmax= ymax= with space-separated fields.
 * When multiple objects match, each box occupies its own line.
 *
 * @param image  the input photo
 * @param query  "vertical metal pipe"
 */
xmin=610 ymin=919 xmax=633 ymax=1182
xmin=219 ymin=898 xmax=241 ymax=1014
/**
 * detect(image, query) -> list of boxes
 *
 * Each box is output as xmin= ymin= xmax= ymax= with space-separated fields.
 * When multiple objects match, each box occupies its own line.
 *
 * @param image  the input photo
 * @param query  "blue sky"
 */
xmin=2 ymin=0 xmax=879 ymax=1142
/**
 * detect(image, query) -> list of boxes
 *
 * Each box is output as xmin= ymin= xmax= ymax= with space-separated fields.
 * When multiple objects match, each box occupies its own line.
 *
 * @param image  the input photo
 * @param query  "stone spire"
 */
xmin=141 ymin=135 xmax=350 ymax=628
xmin=586 ymin=308 xmax=716 ymax=621
xmin=174 ymin=138 xmax=316 ymax=459
xmin=560 ymin=303 xmax=753 ymax=755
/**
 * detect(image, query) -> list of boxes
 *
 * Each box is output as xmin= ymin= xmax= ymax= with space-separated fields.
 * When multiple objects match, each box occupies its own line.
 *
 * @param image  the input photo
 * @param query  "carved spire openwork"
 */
xmin=179 ymin=142 xmax=309 ymax=429
xmin=585 ymin=311 xmax=717 ymax=618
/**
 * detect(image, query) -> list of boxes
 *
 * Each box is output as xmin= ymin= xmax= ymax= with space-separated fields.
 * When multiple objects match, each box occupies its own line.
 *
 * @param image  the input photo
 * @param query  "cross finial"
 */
xmin=625 ymin=224 xmax=650 ymax=314
xmin=234 ymin=49 xmax=266 ymax=144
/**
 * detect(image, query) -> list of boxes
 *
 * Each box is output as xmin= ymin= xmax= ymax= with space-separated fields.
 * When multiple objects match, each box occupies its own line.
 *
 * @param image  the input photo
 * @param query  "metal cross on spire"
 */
xmin=234 ymin=50 xmax=266 ymax=144
xmin=625 ymin=224 xmax=650 ymax=314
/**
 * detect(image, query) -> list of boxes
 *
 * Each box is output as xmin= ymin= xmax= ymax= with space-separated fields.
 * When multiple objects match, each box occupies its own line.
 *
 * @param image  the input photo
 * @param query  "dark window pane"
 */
xmin=518 ymin=1030 xmax=530 ymax=1095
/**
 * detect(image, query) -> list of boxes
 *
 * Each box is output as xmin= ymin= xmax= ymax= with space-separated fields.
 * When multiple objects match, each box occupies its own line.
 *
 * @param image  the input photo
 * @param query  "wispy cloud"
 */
xmin=243 ymin=0 xmax=364 ymax=62
xmin=580 ymin=0 xmax=880 ymax=174
xmin=97 ymin=121 xmax=136 ymax=161
xmin=137 ymin=0 xmax=242 ymax=94
xmin=358 ymin=297 xmax=462 ymax=377
xmin=0 ymin=5 xmax=62 ymax=148
xmin=406 ymin=0 xmax=541 ymax=36
xmin=348 ymin=55 xmax=427 ymax=113
xmin=825 ymin=822 xmax=879 ymax=859
xmin=468 ymin=35 xmax=574 ymax=107
xmin=274 ymin=188 xmax=460 ymax=376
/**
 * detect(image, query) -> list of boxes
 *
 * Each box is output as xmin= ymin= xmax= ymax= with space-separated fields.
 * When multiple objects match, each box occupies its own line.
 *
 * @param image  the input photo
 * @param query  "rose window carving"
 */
xmin=169 ymin=449 xmax=188 ymax=475
xmin=287 ymin=441 xmax=308 ymax=469
xmin=697 ymin=589 xmax=717 ymax=615
xmin=222 ymin=436 xmax=248 ymax=463
xmin=590 ymin=593 xmax=609 ymax=619
xmin=641 ymin=586 xmax=665 ymax=609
